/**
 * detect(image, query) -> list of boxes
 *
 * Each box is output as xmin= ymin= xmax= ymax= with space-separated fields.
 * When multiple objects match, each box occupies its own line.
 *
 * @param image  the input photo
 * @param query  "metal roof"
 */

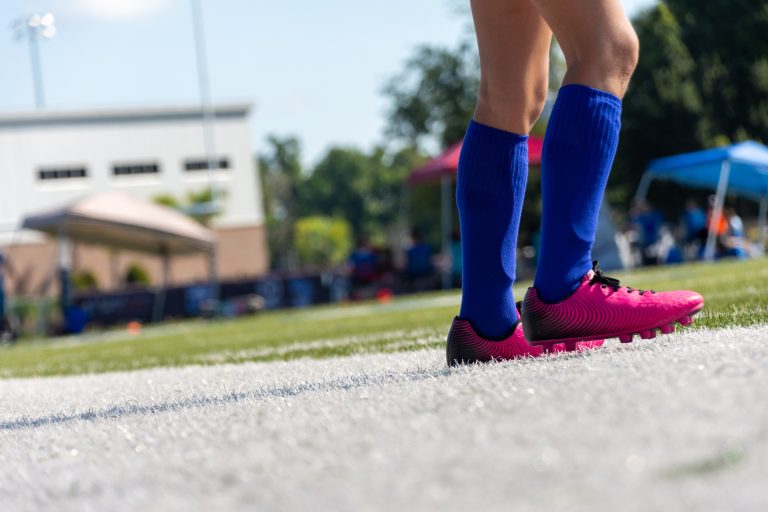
xmin=0 ymin=103 xmax=253 ymax=129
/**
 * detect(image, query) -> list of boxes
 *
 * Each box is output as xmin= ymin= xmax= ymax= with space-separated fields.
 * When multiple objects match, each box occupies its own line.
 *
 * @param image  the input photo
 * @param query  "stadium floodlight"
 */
xmin=189 ymin=0 xmax=221 ymax=306
xmin=12 ymin=12 xmax=57 ymax=109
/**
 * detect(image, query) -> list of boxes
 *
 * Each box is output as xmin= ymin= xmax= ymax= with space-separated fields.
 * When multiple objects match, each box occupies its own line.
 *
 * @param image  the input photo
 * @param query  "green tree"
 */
xmin=612 ymin=3 xmax=703 ymax=204
xmin=125 ymin=264 xmax=151 ymax=287
xmin=383 ymin=42 xmax=479 ymax=150
xmin=258 ymin=135 xmax=304 ymax=269
xmin=293 ymin=216 xmax=353 ymax=267
xmin=612 ymin=1 xmax=768 ymax=211
xmin=668 ymin=0 xmax=768 ymax=144
xmin=71 ymin=270 xmax=99 ymax=291
xmin=300 ymin=146 xmax=423 ymax=242
xmin=152 ymin=187 xmax=223 ymax=226
xmin=153 ymin=194 xmax=180 ymax=209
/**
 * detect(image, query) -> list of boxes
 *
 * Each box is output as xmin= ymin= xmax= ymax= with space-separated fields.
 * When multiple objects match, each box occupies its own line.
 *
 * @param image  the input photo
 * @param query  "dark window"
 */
xmin=38 ymin=167 xmax=88 ymax=180
xmin=184 ymin=157 xmax=230 ymax=171
xmin=113 ymin=162 xmax=160 ymax=176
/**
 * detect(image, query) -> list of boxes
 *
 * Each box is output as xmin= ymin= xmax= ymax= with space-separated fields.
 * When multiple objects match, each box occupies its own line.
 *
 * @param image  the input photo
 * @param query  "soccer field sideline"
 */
xmin=2 ymin=257 xmax=768 ymax=379
xmin=2 ymin=324 xmax=767 ymax=511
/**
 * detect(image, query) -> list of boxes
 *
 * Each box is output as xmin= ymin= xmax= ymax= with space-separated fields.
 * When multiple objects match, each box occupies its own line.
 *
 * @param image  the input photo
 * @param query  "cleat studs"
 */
xmin=640 ymin=329 xmax=656 ymax=340
xmin=618 ymin=333 xmax=633 ymax=343
xmin=678 ymin=315 xmax=693 ymax=326
xmin=564 ymin=341 xmax=577 ymax=352
xmin=659 ymin=323 xmax=675 ymax=334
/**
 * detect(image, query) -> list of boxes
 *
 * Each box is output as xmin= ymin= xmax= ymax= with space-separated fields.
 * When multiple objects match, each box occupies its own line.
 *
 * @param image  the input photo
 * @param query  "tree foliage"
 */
xmin=669 ymin=0 xmax=768 ymax=144
xmin=300 ymin=146 xmax=422 ymax=240
xmin=293 ymin=216 xmax=353 ymax=267
xmin=258 ymin=135 xmax=305 ymax=269
xmin=383 ymin=42 xmax=479 ymax=150
xmin=614 ymin=1 xmax=768 ymax=207
xmin=257 ymin=136 xmax=427 ymax=269
xmin=152 ymin=187 xmax=224 ymax=226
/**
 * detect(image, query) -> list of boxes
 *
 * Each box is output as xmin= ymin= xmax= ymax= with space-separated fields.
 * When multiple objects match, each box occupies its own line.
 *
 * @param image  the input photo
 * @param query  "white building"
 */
xmin=0 ymin=104 xmax=269 ymax=295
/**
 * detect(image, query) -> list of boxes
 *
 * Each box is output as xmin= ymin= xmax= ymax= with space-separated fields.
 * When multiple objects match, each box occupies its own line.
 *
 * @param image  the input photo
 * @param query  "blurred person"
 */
xmin=725 ymin=206 xmax=744 ymax=238
xmin=404 ymin=228 xmax=435 ymax=288
xmin=630 ymin=199 xmax=664 ymax=265
xmin=701 ymin=194 xmax=730 ymax=258
xmin=447 ymin=0 xmax=703 ymax=365
xmin=723 ymin=207 xmax=748 ymax=259
xmin=347 ymin=235 xmax=377 ymax=289
xmin=682 ymin=199 xmax=707 ymax=243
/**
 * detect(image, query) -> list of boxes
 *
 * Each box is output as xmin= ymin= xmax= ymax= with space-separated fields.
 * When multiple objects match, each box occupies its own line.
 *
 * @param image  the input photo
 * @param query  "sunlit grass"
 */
xmin=1 ymin=257 xmax=766 ymax=379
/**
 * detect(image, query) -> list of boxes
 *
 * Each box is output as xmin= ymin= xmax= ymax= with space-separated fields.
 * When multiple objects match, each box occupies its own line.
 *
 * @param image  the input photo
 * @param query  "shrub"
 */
xmin=293 ymin=216 xmax=353 ymax=267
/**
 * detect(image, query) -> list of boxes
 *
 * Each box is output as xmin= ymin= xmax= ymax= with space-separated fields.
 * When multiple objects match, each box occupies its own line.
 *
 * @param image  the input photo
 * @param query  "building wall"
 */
xmin=0 ymin=104 xmax=264 ymax=237
xmin=4 ymin=225 xmax=268 ymax=297
xmin=0 ymin=104 xmax=269 ymax=295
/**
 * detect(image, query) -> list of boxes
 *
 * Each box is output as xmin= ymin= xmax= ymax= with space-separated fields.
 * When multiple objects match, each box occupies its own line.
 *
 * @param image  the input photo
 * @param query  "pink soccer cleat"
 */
xmin=446 ymin=304 xmax=604 ymax=366
xmin=521 ymin=261 xmax=704 ymax=348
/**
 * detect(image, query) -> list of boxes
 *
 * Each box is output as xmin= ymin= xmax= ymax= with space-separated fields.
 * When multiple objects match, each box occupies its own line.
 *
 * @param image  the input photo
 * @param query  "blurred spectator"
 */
xmin=704 ymin=195 xmax=730 ymax=258
xmin=405 ymin=228 xmax=434 ymax=287
xmin=724 ymin=207 xmax=748 ymax=259
xmin=348 ymin=235 xmax=377 ymax=288
xmin=682 ymin=199 xmax=707 ymax=242
xmin=706 ymin=195 xmax=729 ymax=238
xmin=630 ymin=199 xmax=664 ymax=265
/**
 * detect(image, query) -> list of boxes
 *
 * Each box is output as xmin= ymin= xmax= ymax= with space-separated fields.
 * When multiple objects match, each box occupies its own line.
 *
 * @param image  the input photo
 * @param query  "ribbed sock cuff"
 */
xmin=545 ymin=85 xmax=622 ymax=153
xmin=458 ymin=120 xmax=528 ymax=195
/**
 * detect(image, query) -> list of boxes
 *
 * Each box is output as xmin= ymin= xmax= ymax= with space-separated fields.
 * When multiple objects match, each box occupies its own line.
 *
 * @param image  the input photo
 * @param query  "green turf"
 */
xmin=1 ymin=258 xmax=767 ymax=379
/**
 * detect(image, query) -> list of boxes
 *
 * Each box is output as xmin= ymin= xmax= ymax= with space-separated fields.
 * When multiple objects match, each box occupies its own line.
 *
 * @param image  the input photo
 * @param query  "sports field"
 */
xmin=1 ymin=258 xmax=767 ymax=378
xmin=1 ymin=258 xmax=767 ymax=510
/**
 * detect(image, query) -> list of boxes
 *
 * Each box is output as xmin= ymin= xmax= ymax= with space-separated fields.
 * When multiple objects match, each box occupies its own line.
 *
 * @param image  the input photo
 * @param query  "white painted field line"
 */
xmin=1 ymin=325 xmax=767 ymax=512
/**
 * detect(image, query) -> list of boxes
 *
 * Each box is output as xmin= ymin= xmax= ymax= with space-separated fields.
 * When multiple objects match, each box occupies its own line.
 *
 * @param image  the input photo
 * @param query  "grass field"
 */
xmin=3 ymin=258 xmax=768 ymax=511
xmin=1 ymin=257 xmax=767 ymax=379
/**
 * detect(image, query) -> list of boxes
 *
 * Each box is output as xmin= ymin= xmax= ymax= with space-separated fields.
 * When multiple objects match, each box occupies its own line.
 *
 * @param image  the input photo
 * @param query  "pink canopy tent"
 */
xmin=406 ymin=136 xmax=544 ymax=288
xmin=407 ymin=136 xmax=544 ymax=185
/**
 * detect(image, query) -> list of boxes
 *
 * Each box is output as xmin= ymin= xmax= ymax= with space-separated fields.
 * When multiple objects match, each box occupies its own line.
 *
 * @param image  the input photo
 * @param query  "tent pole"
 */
xmin=57 ymin=228 xmax=72 ymax=319
xmin=208 ymin=241 xmax=219 ymax=314
xmin=152 ymin=246 xmax=170 ymax=323
xmin=440 ymin=174 xmax=452 ymax=290
xmin=758 ymin=193 xmax=768 ymax=254
xmin=704 ymin=160 xmax=731 ymax=262
xmin=634 ymin=172 xmax=655 ymax=203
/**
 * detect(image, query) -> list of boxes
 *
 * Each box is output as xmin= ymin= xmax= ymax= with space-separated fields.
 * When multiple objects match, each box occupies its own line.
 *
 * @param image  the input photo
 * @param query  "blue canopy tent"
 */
xmin=634 ymin=141 xmax=768 ymax=260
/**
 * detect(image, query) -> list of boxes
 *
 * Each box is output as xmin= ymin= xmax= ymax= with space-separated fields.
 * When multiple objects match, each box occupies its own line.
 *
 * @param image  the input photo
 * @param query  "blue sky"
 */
xmin=1 ymin=0 xmax=656 ymax=165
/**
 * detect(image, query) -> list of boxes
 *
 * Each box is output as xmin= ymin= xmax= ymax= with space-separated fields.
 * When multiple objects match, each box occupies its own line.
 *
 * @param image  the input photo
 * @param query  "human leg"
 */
xmin=456 ymin=0 xmax=550 ymax=339
xmin=521 ymin=0 xmax=703 ymax=346
xmin=530 ymin=0 xmax=637 ymax=302
xmin=448 ymin=0 xmax=606 ymax=363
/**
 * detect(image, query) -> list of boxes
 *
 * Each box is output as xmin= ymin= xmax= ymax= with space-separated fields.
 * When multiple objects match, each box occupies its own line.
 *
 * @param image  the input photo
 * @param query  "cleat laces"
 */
xmin=588 ymin=260 xmax=655 ymax=295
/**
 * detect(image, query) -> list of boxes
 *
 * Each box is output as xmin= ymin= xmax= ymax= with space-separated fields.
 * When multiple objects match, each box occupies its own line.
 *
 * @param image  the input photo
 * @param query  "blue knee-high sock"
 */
xmin=457 ymin=120 xmax=528 ymax=338
xmin=534 ymin=84 xmax=622 ymax=303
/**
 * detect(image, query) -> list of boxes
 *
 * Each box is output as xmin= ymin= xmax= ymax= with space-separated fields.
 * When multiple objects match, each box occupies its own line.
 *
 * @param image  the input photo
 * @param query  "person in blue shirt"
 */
xmin=682 ymin=199 xmax=707 ymax=243
xmin=405 ymin=228 xmax=433 ymax=281
xmin=348 ymin=235 xmax=377 ymax=287
xmin=630 ymin=199 xmax=664 ymax=265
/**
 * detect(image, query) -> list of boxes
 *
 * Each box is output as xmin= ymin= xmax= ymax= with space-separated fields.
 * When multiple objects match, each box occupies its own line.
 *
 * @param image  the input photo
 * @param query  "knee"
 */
xmin=527 ymin=82 xmax=549 ymax=126
xmin=606 ymin=27 xmax=639 ymax=83
xmin=565 ymin=25 xmax=639 ymax=95
xmin=476 ymin=79 xmax=549 ymax=134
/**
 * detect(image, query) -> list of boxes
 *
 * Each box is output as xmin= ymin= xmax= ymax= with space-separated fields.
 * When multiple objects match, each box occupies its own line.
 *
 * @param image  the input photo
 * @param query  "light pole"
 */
xmin=189 ymin=0 xmax=220 ymax=306
xmin=13 ymin=13 xmax=56 ymax=109
xmin=189 ymin=0 xmax=219 ymax=212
